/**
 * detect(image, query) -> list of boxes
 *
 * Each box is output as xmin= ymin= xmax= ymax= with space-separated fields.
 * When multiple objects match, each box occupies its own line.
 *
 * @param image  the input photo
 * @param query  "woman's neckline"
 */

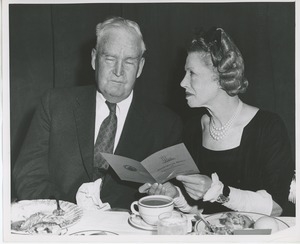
xmin=201 ymin=144 xmax=240 ymax=152
xmin=202 ymin=109 xmax=261 ymax=152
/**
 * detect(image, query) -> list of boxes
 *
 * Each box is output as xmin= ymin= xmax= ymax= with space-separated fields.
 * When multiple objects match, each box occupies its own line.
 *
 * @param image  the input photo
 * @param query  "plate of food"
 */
xmin=11 ymin=199 xmax=83 ymax=235
xmin=194 ymin=211 xmax=289 ymax=235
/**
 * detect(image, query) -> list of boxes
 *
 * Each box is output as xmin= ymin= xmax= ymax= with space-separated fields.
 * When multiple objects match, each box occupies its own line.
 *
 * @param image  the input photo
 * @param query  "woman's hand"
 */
xmin=138 ymin=182 xmax=179 ymax=199
xmin=176 ymin=174 xmax=212 ymax=200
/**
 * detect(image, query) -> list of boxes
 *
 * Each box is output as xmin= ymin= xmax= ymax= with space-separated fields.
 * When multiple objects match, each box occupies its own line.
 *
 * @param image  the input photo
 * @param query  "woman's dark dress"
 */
xmin=182 ymin=109 xmax=294 ymax=215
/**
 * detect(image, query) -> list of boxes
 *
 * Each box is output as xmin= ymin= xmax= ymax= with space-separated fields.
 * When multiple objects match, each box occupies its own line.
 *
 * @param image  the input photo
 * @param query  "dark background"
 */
xmin=9 ymin=3 xmax=295 ymax=199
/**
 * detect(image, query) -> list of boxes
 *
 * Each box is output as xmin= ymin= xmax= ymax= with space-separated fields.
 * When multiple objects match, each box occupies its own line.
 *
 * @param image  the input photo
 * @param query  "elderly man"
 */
xmin=13 ymin=17 xmax=182 ymax=209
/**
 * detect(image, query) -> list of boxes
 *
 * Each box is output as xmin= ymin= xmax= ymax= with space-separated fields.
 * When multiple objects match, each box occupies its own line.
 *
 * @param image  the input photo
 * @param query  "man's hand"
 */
xmin=176 ymin=174 xmax=212 ymax=200
xmin=138 ymin=182 xmax=179 ymax=199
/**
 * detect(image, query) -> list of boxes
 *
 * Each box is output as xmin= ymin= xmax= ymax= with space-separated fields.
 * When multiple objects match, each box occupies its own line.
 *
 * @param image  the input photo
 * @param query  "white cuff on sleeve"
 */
xmin=202 ymin=173 xmax=273 ymax=215
xmin=173 ymin=186 xmax=198 ymax=213
xmin=224 ymin=187 xmax=273 ymax=215
xmin=203 ymin=173 xmax=223 ymax=202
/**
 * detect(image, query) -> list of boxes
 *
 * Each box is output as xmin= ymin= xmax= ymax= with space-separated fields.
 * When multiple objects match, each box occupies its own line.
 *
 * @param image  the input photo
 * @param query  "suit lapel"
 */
xmin=115 ymin=96 xmax=152 ymax=161
xmin=73 ymin=86 xmax=96 ymax=180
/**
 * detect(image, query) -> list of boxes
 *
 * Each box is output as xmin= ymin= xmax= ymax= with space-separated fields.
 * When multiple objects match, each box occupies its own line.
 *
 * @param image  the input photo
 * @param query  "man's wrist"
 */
xmin=174 ymin=188 xmax=180 ymax=198
xmin=173 ymin=186 xmax=182 ymax=200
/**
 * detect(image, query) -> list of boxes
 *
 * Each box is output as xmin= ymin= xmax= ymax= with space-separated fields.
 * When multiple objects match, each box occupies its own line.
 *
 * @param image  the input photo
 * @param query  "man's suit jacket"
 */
xmin=13 ymin=85 xmax=183 ymax=209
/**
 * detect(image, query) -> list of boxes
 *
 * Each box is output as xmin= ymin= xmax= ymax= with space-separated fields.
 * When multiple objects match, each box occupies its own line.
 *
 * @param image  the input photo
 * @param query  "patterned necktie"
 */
xmin=93 ymin=101 xmax=118 ymax=181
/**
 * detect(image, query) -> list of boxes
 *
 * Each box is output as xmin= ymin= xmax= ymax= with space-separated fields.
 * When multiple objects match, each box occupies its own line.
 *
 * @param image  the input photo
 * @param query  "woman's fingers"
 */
xmin=176 ymin=174 xmax=212 ymax=199
xmin=183 ymin=184 xmax=206 ymax=199
xmin=181 ymin=182 xmax=204 ymax=191
xmin=176 ymin=174 xmax=201 ymax=184
xmin=177 ymin=174 xmax=211 ymax=187
xmin=185 ymin=188 xmax=203 ymax=200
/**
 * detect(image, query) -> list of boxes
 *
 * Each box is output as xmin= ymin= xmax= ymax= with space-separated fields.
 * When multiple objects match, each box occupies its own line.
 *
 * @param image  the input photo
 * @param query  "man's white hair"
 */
xmin=95 ymin=16 xmax=146 ymax=56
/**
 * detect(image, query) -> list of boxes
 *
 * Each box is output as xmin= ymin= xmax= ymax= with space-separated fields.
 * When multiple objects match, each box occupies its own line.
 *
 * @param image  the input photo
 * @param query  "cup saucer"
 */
xmin=128 ymin=214 xmax=157 ymax=231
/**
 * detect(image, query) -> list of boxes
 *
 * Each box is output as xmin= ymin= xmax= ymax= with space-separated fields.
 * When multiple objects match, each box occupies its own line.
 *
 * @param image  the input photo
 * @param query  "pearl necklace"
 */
xmin=209 ymin=100 xmax=243 ymax=141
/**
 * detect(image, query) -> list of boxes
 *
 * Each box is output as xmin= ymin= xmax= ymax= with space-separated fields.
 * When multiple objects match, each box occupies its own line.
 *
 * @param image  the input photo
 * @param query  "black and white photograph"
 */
xmin=1 ymin=0 xmax=298 ymax=242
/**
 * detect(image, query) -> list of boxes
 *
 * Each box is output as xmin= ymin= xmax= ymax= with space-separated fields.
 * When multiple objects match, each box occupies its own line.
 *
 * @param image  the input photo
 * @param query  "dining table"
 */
xmin=8 ymin=205 xmax=298 ymax=243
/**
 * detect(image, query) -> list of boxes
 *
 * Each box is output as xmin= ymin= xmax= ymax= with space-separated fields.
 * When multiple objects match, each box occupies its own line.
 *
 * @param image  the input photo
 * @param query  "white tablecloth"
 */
xmin=67 ymin=210 xmax=154 ymax=235
xmin=8 ymin=210 xmax=297 ymax=242
xmin=67 ymin=210 xmax=296 ymax=235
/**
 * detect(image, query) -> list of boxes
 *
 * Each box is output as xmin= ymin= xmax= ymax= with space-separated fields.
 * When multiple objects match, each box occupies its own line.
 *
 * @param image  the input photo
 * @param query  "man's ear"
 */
xmin=136 ymin=57 xmax=145 ymax=78
xmin=91 ymin=48 xmax=97 ymax=70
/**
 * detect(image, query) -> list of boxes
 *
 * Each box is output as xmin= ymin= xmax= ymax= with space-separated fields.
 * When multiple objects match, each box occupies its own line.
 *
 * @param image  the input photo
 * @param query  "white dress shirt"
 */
xmin=94 ymin=91 xmax=133 ymax=152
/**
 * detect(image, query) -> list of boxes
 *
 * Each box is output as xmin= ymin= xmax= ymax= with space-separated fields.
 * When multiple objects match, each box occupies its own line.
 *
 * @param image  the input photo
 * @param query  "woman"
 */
xmin=141 ymin=27 xmax=294 ymax=216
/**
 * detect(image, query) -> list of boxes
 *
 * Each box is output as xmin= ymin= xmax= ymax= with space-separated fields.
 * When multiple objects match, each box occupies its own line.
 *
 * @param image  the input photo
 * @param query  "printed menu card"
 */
xmin=101 ymin=143 xmax=200 ymax=184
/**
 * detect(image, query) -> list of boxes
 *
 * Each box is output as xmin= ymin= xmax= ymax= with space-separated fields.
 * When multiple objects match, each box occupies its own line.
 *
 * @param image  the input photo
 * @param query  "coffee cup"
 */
xmin=130 ymin=195 xmax=174 ymax=225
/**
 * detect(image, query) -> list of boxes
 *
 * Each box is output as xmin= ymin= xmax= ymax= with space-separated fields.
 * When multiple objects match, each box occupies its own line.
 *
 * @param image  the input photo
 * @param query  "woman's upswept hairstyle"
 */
xmin=95 ymin=16 xmax=146 ymax=56
xmin=188 ymin=27 xmax=248 ymax=96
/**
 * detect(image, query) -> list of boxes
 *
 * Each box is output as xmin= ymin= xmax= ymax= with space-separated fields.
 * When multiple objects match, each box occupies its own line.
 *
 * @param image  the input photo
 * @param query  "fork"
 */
xmin=195 ymin=211 xmax=214 ymax=233
xmin=53 ymin=199 xmax=65 ymax=216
